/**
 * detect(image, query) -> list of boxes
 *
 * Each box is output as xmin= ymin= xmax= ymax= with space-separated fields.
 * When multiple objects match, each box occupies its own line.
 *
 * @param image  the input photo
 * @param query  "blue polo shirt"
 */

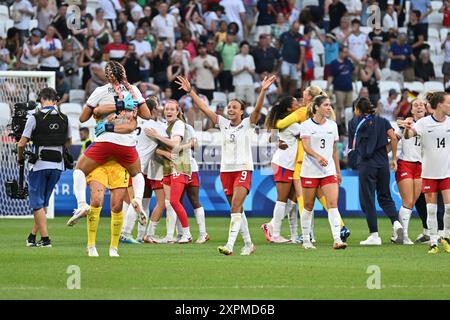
xmin=390 ymin=43 xmax=412 ymax=71
xmin=279 ymin=31 xmax=302 ymax=64
xmin=330 ymin=58 xmax=354 ymax=91
xmin=324 ymin=41 xmax=339 ymax=65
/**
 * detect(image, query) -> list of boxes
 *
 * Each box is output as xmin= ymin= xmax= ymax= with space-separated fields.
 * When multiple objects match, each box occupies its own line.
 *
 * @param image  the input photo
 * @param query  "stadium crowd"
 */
xmin=1 ymin=1 xmax=449 ymax=136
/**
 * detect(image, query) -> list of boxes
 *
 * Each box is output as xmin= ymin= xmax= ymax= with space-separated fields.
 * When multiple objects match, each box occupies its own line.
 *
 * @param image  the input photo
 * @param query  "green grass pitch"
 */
xmin=1 ymin=216 xmax=450 ymax=300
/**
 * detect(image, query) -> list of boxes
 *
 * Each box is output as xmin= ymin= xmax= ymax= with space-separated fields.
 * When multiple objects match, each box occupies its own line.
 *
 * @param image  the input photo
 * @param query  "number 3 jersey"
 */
xmin=300 ymin=118 xmax=339 ymax=178
xmin=218 ymin=116 xmax=255 ymax=172
xmin=413 ymin=115 xmax=450 ymax=179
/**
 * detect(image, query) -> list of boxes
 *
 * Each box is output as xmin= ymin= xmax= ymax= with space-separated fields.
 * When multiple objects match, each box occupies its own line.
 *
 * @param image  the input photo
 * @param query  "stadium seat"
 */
xmin=427 ymin=41 xmax=442 ymax=55
xmin=354 ymin=81 xmax=362 ymax=93
xmin=440 ymin=28 xmax=449 ymax=42
xmin=69 ymin=89 xmax=85 ymax=104
xmin=431 ymin=0 xmax=443 ymax=10
xmin=314 ymin=66 xmax=324 ymax=80
xmin=434 ymin=64 xmax=443 ymax=79
xmin=213 ymin=91 xmax=227 ymax=104
xmin=428 ymin=10 xmax=443 ymax=29
xmin=0 ymin=5 xmax=8 ymax=20
xmin=431 ymin=53 xmax=445 ymax=67
xmin=379 ymin=81 xmax=401 ymax=95
xmin=29 ymin=19 xmax=38 ymax=31
xmin=424 ymin=81 xmax=445 ymax=92
xmin=227 ymin=92 xmax=236 ymax=101
xmin=380 ymin=68 xmax=392 ymax=81
xmin=310 ymin=80 xmax=328 ymax=90
xmin=403 ymin=81 xmax=424 ymax=93
xmin=428 ymin=28 xmax=440 ymax=43
xmin=60 ymin=103 xmax=82 ymax=115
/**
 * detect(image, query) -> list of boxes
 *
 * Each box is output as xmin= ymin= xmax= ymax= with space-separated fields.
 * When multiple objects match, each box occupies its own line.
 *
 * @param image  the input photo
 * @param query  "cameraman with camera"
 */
xmin=17 ymin=88 xmax=72 ymax=248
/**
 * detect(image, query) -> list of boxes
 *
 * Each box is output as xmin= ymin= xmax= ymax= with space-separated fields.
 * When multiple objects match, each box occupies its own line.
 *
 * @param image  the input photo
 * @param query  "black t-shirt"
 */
xmin=329 ymin=1 xmax=347 ymax=31
xmin=414 ymin=60 xmax=435 ymax=81
xmin=407 ymin=22 xmax=429 ymax=57
xmin=256 ymin=0 xmax=276 ymax=26
xmin=252 ymin=46 xmax=281 ymax=74
xmin=362 ymin=71 xmax=380 ymax=95
xmin=369 ymin=30 xmax=388 ymax=61
xmin=51 ymin=15 xmax=70 ymax=39
xmin=279 ymin=31 xmax=302 ymax=63
xmin=124 ymin=55 xmax=142 ymax=84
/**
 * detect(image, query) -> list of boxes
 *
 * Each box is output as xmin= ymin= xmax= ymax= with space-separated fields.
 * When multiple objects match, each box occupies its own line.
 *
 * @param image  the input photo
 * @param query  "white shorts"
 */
xmin=281 ymin=61 xmax=300 ymax=80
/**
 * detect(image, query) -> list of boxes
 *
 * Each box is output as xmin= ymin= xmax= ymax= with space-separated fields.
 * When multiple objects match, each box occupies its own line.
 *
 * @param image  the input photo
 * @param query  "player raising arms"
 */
xmin=175 ymin=74 xmax=276 ymax=255
xmin=299 ymin=95 xmax=347 ymax=250
xmin=264 ymin=96 xmax=301 ymax=243
xmin=71 ymin=61 xmax=151 ymax=225
xmin=395 ymin=98 xmax=427 ymax=244
xmin=400 ymin=92 xmax=450 ymax=254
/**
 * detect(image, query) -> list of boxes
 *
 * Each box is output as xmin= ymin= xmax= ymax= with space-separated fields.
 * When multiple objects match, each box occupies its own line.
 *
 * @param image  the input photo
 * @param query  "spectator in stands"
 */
xmin=394 ymin=89 xmax=411 ymax=119
xmin=79 ymin=35 xmax=97 ymax=90
xmin=369 ymin=25 xmax=388 ymax=67
xmin=51 ymin=3 xmax=70 ymax=41
xmin=205 ymin=102 xmax=225 ymax=131
xmin=151 ymin=41 xmax=170 ymax=90
xmin=129 ymin=0 xmax=144 ymax=24
xmin=414 ymin=49 xmax=435 ymax=83
xmin=39 ymin=25 xmax=62 ymax=72
xmin=347 ymin=19 xmax=372 ymax=77
xmin=179 ymin=88 xmax=209 ymax=112
xmin=360 ymin=57 xmax=381 ymax=107
xmin=329 ymin=0 xmax=348 ymax=32
xmin=254 ymin=0 xmax=277 ymax=42
xmin=11 ymin=0 xmax=34 ymax=39
xmin=388 ymin=33 xmax=415 ymax=86
xmin=410 ymin=0 xmax=432 ymax=40
xmin=203 ymin=4 xmax=226 ymax=36
xmin=279 ymin=21 xmax=302 ymax=96
xmin=378 ymin=88 xmax=399 ymax=121
xmin=440 ymin=0 xmax=450 ymax=27
xmin=341 ymin=0 xmax=362 ymax=21
xmin=36 ymin=0 xmax=55 ymax=34
xmin=131 ymin=28 xmax=153 ymax=82
xmin=352 ymin=86 xmax=370 ymax=111
xmin=205 ymin=38 xmax=223 ymax=87
xmin=0 ymin=37 xmax=10 ymax=71
xmin=252 ymin=33 xmax=280 ymax=76
xmin=167 ymin=55 xmax=187 ymax=101
xmin=216 ymin=32 xmax=239 ymax=92
xmin=271 ymin=12 xmax=290 ymax=43
xmin=18 ymin=29 xmax=41 ymax=71
xmin=182 ymin=29 xmax=198 ymax=60
xmin=171 ymin=38 xmax=191 ymax=76
xmin=255 ymin=70 xmax=283 ymax=106
xmin=215 ymin=20 xmax=229 ymax=44
xmin=55 ymin=71 xmax=69 ymax=106
xmin=220 ymin=0 xmax=248 ymax=41
xmin=122 ymin=43 xmax=142 ymax=85
xmin=187 ymin=99 xmax=209 ymax=131
xmin=299 ymin=25 xmax=315 ymax=91
xmin=61 ymin=39 xmax=81 ymax=90
xmin=117 ymin=11 xmax=136 ymax=42
xmin=191 ymin=42 xmax=220 ymax=101
xmin=442 ymin=31 xmax=450 ymax=87
xmin=231 ymin=41 xmax=256 ymax=105
xmin=328 ymin=46 xmax=354 ymax=128
xmin=98 ymin=0 xmax=122 ymax=31
xmin=86 ymin=51 xmax=106 ymax=96
xmin=137 ymin=16 xmax=155 ymax=48
xmin=104 ymin=31 xmax=128 ymax=62
xmin=314 ymin=28 xmax=339 ymax=80
xmin=6 ymin=27 xmax=21 ymax=69
xmin=333 ymin=17 xmax=351 ymax=43
xmin=407 ymin=10 xmax=430 ymax=59
xmin=382 ymin=3 xmax=398 ymax=32
xmin=185 ymin=4 xmax=208 ymax=44
xmin=151 ymin=2 xmax=178 ymax=47
xmin=79 ymin=127 xmax=92 ymax=160
xmin=91 ymin=8 xmax=113 ymax=47
xmin=72 ymin=9 xmax=91 ymax=46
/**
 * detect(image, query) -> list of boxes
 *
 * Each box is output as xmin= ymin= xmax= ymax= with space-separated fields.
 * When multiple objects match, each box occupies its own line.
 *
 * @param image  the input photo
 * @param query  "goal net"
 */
xmin=0 ymin=71 xmax=56 ymax=218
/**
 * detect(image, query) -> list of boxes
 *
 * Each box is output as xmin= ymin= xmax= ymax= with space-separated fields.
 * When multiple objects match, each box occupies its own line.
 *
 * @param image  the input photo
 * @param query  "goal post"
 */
xmin=0 ymin=71 xmax=56 ymax=218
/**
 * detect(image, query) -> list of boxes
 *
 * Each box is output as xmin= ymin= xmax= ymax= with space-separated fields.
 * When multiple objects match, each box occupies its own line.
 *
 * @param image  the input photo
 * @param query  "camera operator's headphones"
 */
xmin=36 ymin=88 xmax=60 ymax=104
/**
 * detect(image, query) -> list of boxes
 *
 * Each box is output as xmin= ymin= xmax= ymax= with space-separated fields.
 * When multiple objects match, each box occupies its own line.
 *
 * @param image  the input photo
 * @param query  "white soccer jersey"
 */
xmin=397 ymin=125 xmax=422 ymax=163
xmin=300 ymin=118 xmax=339 ymax=178
xmin=414 ymin=115 xmax=450 ymax=179
xmin=218 ymin=116 xmax=255 ymax=172
xmin=136 ymin=119 xmax=167 ymax=180
xmin=86 ymin=83 xmax=145 ymax=147
xmin=271 ymin=123 xmax=301 ymax=171
xmin=186 ymin=124 xmax=199 ymax=173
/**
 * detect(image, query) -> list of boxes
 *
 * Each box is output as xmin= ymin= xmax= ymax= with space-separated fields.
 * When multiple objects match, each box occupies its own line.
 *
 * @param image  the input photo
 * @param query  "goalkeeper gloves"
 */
xmin=95 ymin=121 xmax=115 ymax=137
xmin=115 ymin=94 xmax=139 ymax=113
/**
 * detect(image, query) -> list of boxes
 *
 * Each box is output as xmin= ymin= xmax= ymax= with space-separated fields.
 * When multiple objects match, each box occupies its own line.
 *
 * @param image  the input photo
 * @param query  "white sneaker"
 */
xmin=403 ymin=237 xmax=414 ymax=245
xmin=67 ymin=204 xmax=90 ymax=226
xmin=131 ymin=198 xmax=148 ymax=226
xmin=360 ymin=234 xmax=382 ymax=246
xmin=271 ymin=235 xmax=291 ymax=243
xmin=392 ymin=221 xmax=404 ymax=244
xmin=156 ymin=236 xmax=176 ymax=244
xmin=302 ymin=242 xmax=316 ymax=250
xmin=195 ymin=233 xmax=210 ymax=244
xmin=109 ymin=247 xmax=119 ymax=257
xmin=240 ymin=244 xmax=256 ymax=256
xmin=87 ymin=246 xmax=99 ymax=257
xmin=177 ymin=234 xmax=193 ymax=244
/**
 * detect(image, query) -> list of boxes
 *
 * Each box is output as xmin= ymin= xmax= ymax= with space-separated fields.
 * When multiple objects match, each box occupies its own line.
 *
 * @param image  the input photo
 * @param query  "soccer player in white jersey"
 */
xmin=299 ymin=95 xmax=347 ymax=250
xmin=175 ymin=74 xmax=276 ymax=255
xmin=395 ymin=98 xmax=427 ymax=244
xmin=265 ymin=96 xmax=302 ymax=243
xmin=121 ymin=97 xmax=168 ymax=243
xmin=71 ymin=61 xmax=151 ymax=226
xmin=400 ymin=91 xmax=450 ymax=254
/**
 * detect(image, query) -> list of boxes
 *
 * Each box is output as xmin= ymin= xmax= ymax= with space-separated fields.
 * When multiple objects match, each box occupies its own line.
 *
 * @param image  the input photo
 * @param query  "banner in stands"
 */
xmin=53 ymin=169 xmax=404 ymax=217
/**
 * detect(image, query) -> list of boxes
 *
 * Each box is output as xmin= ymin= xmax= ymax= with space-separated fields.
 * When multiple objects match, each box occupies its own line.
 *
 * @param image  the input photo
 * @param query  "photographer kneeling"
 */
xmin=17 ymin=88 xmax=72 ymax=248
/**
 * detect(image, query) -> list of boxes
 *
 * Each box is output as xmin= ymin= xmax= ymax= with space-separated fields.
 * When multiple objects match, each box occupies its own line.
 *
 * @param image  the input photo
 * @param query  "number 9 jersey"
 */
xmin=300 ymin=118 xmax=339 ymax=178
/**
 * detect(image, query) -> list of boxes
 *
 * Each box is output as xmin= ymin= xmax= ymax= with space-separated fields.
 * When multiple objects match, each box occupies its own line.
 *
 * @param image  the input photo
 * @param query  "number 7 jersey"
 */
xmin=413 ymin=115 xmax=450 ymax=179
